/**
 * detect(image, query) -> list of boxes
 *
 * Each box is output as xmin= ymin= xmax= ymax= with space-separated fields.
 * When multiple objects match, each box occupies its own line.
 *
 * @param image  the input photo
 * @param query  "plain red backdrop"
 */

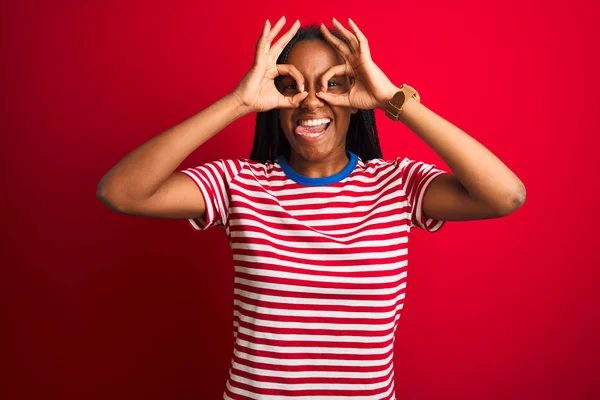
xmin=2 ymin=0 xmax=599 ymax=399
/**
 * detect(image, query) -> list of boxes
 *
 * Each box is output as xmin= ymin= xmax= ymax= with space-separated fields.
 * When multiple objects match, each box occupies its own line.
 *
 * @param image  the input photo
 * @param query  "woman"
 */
xmin=97 ymin=17 xmax=525 ymax=400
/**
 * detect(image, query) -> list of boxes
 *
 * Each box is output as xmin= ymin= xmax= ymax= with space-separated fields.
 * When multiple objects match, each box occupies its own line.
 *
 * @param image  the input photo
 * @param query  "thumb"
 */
xmin=316 ymin=91 xmax=350 ymax=107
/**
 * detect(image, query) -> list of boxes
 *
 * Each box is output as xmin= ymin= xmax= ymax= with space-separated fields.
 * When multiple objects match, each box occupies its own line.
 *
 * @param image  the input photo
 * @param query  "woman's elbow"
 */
xmin=497 ymin=185 xmax=526 ymax=216
xmin=96 ymin=179 xmax=128 ymax=213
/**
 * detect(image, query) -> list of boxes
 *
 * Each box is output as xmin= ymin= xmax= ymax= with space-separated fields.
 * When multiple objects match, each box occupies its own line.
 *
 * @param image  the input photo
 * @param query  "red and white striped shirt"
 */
xmin=177 ymin=151 xmax=448 ymax=400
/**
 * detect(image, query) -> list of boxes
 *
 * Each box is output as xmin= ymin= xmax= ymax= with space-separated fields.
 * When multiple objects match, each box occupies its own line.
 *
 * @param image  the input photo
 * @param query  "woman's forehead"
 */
xmin=287 ymin=40 xmax=343 ymax=74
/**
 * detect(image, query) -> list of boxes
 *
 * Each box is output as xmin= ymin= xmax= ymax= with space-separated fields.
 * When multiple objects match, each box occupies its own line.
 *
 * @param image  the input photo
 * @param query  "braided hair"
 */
xmin=249 ymin=24 xmax=383 ymax=164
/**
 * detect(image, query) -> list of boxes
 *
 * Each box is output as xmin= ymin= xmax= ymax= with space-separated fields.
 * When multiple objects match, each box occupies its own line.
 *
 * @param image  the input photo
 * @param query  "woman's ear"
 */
xmin=351 ymin=107 xmax=358 ymax=114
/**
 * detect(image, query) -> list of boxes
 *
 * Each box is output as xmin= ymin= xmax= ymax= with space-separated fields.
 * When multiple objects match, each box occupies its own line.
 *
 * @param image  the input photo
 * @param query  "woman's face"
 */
xmin=278 ymin=40 xmax=357 ymax=162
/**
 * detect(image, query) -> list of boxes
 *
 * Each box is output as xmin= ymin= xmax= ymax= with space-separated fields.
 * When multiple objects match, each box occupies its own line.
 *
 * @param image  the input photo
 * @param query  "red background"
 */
xmin=2 ymin=0 xmax=599 ymax=399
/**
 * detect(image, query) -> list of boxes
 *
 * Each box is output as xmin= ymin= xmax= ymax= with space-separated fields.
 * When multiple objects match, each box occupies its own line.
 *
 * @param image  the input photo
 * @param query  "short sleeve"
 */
xmin=176 ymin=159 xmax=246 ymax=231
xmin=396 ymin=157 xmax=449 ymax=233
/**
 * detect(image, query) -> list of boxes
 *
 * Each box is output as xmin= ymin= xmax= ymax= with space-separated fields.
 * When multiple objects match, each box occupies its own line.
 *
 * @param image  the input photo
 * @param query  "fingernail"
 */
xmin=300 ymin=83 xmax=304 ymax=92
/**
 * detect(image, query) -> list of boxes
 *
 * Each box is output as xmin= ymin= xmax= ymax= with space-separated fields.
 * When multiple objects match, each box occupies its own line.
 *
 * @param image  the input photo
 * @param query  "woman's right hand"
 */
xmin=232 ymin=17 xmax=309 ymax=113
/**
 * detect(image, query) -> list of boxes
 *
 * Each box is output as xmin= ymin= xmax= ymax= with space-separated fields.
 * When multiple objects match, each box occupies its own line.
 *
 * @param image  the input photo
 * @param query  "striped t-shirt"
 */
xmin=177 ymin=151 xmax=448 ymax=400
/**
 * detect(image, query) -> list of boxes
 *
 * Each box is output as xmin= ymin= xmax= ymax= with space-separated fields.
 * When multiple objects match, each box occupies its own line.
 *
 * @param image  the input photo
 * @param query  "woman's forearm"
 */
xmin=97 ymin=92 xmax=250 ymax=206
xmin=395 ymin=96 xmax=526 ymax=209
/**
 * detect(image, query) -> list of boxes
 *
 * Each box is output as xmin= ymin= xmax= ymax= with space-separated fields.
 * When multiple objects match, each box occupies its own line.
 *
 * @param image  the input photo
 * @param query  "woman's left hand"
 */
xmin=317 ymin=18 xmax=399 ymax=110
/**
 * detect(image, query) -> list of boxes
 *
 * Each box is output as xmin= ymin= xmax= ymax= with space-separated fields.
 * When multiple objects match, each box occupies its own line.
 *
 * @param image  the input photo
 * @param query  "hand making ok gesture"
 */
xmin=232 ymin=17 xmax=309 ymax=113
xmin=316 ymin=18 xmax=398 ymax=110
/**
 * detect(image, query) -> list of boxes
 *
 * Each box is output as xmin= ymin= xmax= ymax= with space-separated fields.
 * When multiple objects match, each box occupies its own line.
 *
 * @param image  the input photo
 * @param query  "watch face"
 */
xmin=392 ymin=91 xmax=406 ymax=107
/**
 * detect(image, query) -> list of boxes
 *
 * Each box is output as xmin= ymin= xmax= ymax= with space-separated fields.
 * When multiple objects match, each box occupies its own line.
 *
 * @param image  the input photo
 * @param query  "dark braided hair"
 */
xmin=249 ymin=24 xmax=383 ymax=164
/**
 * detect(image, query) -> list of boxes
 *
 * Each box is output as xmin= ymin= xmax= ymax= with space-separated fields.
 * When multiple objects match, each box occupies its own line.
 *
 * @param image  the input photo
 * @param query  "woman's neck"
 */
xmin=287 ymin=148 xmax=350 ymax=178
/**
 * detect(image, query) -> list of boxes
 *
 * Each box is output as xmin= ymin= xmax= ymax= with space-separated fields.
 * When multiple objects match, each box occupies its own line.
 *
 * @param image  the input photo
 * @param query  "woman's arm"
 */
xmin=97 ymin=17 xmax=307 ymax=218
xmin=395 ymin=95 xmax=526 ymax=220
xmin=315 ymin=18 xmax=525 ymax=221
xmin=96 ymin=93 xmax=250 ymax=215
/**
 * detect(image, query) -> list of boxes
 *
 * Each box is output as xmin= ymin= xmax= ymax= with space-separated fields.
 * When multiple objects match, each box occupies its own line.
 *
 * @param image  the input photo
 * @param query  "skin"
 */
xmin=303 ymin=18 xmax=526 ymax=219
xmin=277 ymin=40 xmax=359 ymax=179
xmin=97 ymin=16 xmax=525 ymax=223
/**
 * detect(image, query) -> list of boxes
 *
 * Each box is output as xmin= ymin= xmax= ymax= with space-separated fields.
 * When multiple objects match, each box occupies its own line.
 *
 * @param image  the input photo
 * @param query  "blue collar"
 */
xmin=277 ymin=151 xmax=358 ymax=186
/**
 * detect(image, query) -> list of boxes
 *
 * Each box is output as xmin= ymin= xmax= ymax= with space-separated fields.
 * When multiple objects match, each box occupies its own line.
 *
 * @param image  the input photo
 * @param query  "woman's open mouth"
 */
xmin=294 ymin=118 xmax=332 ymax=142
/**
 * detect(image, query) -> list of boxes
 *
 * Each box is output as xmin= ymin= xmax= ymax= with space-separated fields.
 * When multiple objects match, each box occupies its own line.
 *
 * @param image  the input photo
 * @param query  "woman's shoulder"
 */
xmin=229 ymin=158 xmax=282 ymax=178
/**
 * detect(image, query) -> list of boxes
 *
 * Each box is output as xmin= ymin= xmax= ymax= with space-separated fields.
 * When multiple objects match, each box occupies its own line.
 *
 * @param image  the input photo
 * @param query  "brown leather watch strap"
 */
xmin=385 ymin=84 xmax=420 ymax=121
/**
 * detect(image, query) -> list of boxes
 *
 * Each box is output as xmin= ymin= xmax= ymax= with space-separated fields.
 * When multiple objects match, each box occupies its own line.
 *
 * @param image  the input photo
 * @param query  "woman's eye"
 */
xmin=328 ymin=81 xmax=340 ymax=87
xmin=284 ymin=84 xmax=298 ymax=91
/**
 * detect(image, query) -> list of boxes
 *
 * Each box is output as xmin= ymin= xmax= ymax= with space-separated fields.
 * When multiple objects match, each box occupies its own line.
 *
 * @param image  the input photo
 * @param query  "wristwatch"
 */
xmin=385 ymin=84 xmax=420 ymax=122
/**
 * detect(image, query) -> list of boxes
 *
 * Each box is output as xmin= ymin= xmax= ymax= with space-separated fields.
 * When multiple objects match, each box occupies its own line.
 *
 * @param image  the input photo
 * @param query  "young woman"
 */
xmin=98 ymin=16 xmax=525 ymax=400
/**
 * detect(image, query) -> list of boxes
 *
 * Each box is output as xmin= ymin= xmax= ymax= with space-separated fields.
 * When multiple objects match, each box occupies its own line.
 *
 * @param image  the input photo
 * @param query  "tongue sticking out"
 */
xmin=295 ymin=123 xmax=329 ymax=134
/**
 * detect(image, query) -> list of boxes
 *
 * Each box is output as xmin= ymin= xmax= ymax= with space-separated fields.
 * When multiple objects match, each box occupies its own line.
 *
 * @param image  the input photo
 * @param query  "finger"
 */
xmin=264 ymin=16 xmax=287 ymax=51
xmin=319 ymin=64 xmax=352 ymax=93
xmin=270 ymin=19 xmax=301 ymax=59
xmin=347 ymin=18 xmax=371 ymax=56
xmin=319 ymin=23 xmax=352 ymax=58
xmin=279 ymin=90 xmax=309 ymax=109
xmin=275 ymin=64 xmax=305 ymax=93
xmin=331 ymin=17 xmax=360 ymax=53
xmin=254 ymin=20 xmax=271 ymax=62
xmin=315 ymin=91 xmax=350 ymax=107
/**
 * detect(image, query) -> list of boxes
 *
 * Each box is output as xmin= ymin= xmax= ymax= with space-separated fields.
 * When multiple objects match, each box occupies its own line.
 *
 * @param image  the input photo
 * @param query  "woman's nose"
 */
xmin=300 ymin=85 xmax=325 ymax=110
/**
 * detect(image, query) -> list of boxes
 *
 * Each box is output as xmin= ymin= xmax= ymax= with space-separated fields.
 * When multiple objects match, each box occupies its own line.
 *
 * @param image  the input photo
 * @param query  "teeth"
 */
xmin=299 ymin=118 xmax=331 ymax=126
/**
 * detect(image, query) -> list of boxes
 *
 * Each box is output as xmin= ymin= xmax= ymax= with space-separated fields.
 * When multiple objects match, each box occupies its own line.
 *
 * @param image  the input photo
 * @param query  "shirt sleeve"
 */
xmin=396 ymin=157 xmax=449 ymax=233
xmin=175 ymin=159 xmax=246 ymax=231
